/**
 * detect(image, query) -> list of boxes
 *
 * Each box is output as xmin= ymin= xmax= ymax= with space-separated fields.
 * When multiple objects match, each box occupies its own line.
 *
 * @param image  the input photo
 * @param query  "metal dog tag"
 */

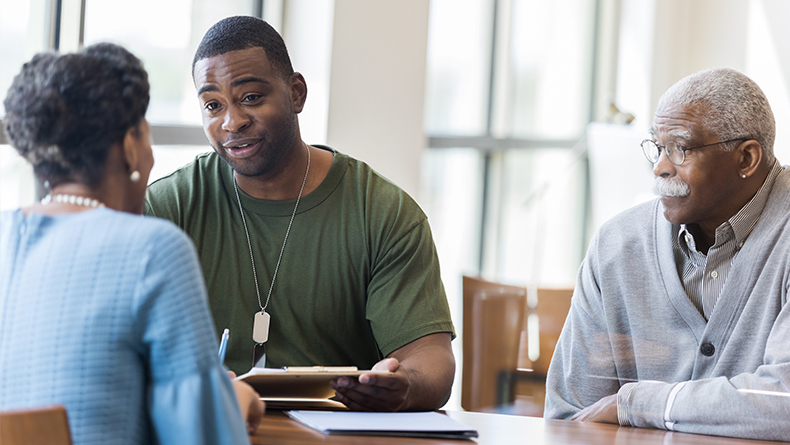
xmin=253 ymin=311 xmax=270 ymax=343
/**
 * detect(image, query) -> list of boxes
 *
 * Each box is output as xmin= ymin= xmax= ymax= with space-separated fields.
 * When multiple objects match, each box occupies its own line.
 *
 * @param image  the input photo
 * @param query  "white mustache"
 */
xmin=652 ymin=176 xmax=690 ymax=197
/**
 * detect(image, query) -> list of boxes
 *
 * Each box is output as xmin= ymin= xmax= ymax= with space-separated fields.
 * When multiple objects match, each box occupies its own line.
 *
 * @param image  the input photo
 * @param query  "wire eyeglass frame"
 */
xmin=641 ymin=138 xmax=748 ymax=165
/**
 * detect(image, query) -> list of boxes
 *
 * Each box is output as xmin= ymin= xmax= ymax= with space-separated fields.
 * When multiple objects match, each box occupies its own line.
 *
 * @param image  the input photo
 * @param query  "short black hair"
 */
xmin=3 ymin=42 xmax=149 ymax=188
xmin=192 ymin=16 xmax=294 ymax=81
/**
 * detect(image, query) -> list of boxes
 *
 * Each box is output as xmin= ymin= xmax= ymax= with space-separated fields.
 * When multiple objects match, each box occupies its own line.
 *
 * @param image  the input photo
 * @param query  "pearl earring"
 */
xmin=130 ymin=170 xmax=141 ymax=182
xmin=742 ymin=174 xmax=747 ymax=179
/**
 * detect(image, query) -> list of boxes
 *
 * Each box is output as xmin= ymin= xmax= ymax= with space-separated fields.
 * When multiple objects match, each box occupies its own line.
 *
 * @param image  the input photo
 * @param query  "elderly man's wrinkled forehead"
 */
xmin=650 ymin=101 xmax=710 ymax=142
xmin=649 ymin=125 xmax=693 ymax=142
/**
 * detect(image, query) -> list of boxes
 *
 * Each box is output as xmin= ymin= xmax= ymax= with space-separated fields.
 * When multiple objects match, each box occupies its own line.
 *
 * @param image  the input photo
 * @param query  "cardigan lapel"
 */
xmin=653 ymin=199 xmax=708 ymax=341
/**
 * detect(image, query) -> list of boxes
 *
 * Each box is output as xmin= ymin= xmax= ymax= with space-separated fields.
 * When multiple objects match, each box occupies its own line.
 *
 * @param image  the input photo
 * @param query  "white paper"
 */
xmin=286 ymin=410 xmax=478 ymax=438
xmin=238 ymin=367 xmax=287 ymax=378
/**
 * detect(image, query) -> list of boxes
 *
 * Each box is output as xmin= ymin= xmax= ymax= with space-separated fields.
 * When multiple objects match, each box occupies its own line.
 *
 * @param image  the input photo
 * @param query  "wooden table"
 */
xmin=252 ymin=410 xmax=787 ymax=444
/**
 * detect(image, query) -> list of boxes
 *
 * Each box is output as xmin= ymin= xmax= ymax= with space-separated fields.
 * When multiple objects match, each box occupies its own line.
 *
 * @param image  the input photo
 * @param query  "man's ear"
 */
xmin=289 ymin=72 xmax=307 ymax=113
xmin=737 ymin=139 xmax=763 ymax=178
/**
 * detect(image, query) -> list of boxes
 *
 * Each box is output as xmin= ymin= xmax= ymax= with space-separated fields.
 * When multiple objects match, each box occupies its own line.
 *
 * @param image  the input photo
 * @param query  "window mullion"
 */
xmin=56 ymin=0 xmax=85 ymax=53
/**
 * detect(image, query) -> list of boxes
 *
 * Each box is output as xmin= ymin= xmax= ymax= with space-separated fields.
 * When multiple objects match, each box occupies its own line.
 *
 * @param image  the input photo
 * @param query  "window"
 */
xmin=0 ymin=0 xmax=48 ymax=210
xmin=0 ymin=0 xmax=272 ymax=210
xmin=420 ymin=0 xmax=597 ymax=411
xmin=82 ymin=0 xmax=263 ymax=182
xmin=83 ymin=0 xmax=260 ymax=126
xmin=423 ymin=0 xmax=494 ymax=137
xmin=421 ymin=0 xmax=596 ymax=289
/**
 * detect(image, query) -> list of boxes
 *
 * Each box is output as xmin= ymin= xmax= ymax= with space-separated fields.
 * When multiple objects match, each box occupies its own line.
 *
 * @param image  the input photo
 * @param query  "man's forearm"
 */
xmin=391 ymin=332 xmax=455 ymax=411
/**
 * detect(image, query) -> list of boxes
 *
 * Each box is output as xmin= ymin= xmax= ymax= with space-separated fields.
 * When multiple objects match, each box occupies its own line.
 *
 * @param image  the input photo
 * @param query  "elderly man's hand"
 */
xmin=330 ymin=358 xmax=409 ymax=411
xmin=570 ymin=394 xmax=619 ymax=424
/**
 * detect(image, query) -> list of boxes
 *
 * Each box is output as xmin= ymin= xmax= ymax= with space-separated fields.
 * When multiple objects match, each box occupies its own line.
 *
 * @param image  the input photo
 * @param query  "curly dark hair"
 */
xmin=3 ymin=42 xmax=150 ymax=188
xmin=192 ymin=16 xmax=294 ymax=81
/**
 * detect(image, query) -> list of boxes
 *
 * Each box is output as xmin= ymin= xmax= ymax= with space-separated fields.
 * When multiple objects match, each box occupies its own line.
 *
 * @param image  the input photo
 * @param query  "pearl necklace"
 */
xmin=41 ymin=194 xmax=105 ymax=208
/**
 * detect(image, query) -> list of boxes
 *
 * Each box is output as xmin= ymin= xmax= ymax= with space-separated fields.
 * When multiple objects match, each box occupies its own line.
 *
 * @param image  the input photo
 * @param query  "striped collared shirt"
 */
xmin=673 ymin=160 xmax=782 ymax=320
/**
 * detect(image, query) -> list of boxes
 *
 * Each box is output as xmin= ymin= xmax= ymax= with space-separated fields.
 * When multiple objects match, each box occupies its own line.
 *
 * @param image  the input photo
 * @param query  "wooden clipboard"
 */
xmin=236 ymin=367 xmax=393 ymax=400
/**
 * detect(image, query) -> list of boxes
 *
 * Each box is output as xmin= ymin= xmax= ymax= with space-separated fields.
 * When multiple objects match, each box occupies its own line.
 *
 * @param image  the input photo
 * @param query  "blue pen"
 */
xmin=218 ymin=328 xmax=230 ymax=364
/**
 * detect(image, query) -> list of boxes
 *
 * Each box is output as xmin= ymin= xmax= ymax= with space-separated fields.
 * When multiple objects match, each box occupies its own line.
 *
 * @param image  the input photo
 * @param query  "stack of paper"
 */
xmin=286 ymin=410 xmax=478 ymax=439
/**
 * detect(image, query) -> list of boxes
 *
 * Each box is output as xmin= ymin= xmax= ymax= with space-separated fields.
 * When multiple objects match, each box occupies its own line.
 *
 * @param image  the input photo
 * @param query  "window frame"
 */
xmin=424 ymin=0 xmax=604 ymax=277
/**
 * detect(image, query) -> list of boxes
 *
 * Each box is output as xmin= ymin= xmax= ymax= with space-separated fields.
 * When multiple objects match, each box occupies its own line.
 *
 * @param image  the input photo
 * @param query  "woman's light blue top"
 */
xmin=0 ymin=208 xmax=250 ymax=444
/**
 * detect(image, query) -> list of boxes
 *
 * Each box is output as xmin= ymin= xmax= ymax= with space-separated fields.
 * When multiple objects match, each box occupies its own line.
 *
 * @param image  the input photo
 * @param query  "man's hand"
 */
xmin=570 ymin=394 xmax=618 ymax=424
xmin=331 ymin=357 xmax=409 ymax=411
xmin=229 ymin=371 xmax=266 ymax=434
xmin=330 ymin=332 xmax=455 ymax=412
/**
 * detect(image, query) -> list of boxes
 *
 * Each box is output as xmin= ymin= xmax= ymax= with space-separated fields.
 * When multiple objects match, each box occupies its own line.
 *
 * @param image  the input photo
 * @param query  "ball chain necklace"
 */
xmin=233 ymin=144 xmax=311 ymax=348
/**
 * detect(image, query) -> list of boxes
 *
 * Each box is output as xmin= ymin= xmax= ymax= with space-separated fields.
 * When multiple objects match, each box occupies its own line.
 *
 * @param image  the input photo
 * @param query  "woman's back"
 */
xmin=0 ymin=208 xmax=248 ymax=444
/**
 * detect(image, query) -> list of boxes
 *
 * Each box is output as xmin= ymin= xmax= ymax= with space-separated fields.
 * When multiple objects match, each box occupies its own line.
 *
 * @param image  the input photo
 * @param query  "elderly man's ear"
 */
xmin=737 ymin=140 xmax=763 ymax=179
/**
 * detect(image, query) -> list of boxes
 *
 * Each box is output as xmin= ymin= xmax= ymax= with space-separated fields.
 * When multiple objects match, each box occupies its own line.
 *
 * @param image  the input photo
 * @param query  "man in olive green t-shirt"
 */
xmin=145 ymin=16 xmax=456 ymax=412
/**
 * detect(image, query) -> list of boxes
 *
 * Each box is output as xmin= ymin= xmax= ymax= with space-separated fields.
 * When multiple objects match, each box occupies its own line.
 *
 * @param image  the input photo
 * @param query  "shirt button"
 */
xmin=710 ymin=270 xmax=719 ymax=279
xmin=700 ymin=343 xmax=715 ymax=356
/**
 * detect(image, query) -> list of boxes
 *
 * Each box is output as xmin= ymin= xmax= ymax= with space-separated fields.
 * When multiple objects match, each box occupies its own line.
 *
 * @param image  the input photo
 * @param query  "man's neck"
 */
xmin=234 ymin=143 xmax=335 ymax=201
xmin=685 ymin=224 xmax=714 ymax=255
xmin=234 ymin=142 xmax=309 ymax=201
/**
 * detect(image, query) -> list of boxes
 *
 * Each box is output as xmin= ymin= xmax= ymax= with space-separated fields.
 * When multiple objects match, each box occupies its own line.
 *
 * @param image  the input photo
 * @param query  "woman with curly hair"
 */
xmin=0 ymin=43 xmax=263 ymax=444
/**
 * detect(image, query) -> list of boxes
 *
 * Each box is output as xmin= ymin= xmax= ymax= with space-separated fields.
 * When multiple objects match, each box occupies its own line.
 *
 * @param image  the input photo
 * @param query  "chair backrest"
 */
xmin=506 ymin=287 xmax=574 ymax=417
xmin=519 ymin=288 xmax=574 ymax=376
xmin=461 ymin=275 xmax=527 ymax=412
xmin=0 ymin=405 xmax=72 ymax=445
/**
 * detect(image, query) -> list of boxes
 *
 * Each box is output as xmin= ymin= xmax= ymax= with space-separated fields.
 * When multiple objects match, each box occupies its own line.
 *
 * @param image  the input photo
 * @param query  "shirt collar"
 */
xmin=727 ymin=159 xmax=782 ymax=246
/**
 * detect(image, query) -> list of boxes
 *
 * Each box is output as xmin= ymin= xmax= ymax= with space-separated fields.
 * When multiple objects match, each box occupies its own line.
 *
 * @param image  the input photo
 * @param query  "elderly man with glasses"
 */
xmin=544 ymin=67 xmax=790 ymax=441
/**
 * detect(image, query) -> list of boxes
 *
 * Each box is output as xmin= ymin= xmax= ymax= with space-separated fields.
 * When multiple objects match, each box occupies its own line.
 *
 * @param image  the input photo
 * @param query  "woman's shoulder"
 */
xmin=79 ymin=209 xmax=196 ymax=255
xmin=121 ymin=211 xmax=194 ymax=247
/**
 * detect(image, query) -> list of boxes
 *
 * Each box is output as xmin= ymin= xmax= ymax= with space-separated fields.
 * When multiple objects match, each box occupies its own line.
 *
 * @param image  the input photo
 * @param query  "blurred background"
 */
xmin=2 ymin=0 xmax=789 ymax=410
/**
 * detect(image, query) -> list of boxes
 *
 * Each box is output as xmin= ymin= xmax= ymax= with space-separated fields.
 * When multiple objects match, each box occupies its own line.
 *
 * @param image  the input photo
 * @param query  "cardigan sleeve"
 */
xmin=618 ymin=303 xmax=790 ymax=441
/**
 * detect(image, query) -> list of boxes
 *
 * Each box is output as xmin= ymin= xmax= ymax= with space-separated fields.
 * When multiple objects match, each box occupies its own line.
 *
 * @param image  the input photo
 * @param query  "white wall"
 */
xmin=596 ymin=0 xmax=790 ymax=230
xmin=282 ymin=0 xmax=335 ymax=146
xmin=325 ymin=0 xmax=431 ymax=198
xmin=616 ymin=0 xmax=789 ymax=161
xmin=746 ymin=0 xmax=790 ymax=163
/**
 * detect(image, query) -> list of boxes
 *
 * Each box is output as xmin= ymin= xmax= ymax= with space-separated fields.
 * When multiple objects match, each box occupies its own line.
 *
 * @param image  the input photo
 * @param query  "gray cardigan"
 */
xmin=545 ymin=168 xmax=790 ymax=441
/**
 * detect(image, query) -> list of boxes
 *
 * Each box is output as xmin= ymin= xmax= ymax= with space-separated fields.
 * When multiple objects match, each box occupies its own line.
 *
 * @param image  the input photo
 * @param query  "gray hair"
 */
xmin=656 ymin=67 xmax=775 ymax=165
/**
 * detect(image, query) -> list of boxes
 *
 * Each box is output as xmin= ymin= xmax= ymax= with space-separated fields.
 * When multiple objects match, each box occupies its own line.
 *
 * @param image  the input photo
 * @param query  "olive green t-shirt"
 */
xmin=145 ymin=146 xmax=455 ymax=374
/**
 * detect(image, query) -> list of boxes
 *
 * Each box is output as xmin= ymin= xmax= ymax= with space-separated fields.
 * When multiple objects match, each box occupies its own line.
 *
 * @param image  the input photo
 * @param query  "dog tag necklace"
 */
xmin=233 ymin=144 xmax=311 ymax=346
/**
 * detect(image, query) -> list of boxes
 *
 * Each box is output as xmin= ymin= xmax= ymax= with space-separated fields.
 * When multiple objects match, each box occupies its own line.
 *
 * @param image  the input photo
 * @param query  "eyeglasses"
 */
xmin=641 ymin=138 xmax=748 ymax=166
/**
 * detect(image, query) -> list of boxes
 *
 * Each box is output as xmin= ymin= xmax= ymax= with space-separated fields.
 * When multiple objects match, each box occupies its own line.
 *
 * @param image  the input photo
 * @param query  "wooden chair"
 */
xmin=461 ymin=275 xmax=527 ymax=412
xmin=461 ymin=275 xmax=573 ymax=416
xmin=519 ymin=288 xmax=574 ymax=375
xmin=506 ymin=287 xmax=574 ymax=416
xmin=0 ymin=405 xmax=72 ymax=445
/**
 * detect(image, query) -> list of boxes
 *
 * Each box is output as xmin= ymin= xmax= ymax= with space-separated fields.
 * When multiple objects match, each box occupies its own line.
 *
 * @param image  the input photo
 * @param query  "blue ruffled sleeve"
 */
xmin=134 ymin=221 xmax=250 ymax=445
xmin=150 ymin=367 xmax=249 ymax=444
